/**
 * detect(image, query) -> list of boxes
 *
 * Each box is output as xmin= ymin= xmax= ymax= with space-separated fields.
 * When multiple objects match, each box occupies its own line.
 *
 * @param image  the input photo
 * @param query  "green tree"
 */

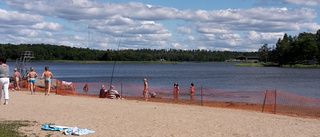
xmin=258 ymin=44 xmax=270 ymax=62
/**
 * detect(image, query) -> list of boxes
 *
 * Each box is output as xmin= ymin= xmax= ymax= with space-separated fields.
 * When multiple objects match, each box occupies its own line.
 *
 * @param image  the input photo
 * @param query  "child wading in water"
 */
xmin=27 ymin=67 xmax=38 ymax=95
xmin=190 ymin=83 xmax=194 ymax=95
xmin=41 ymin=66 xmax=53 ymax=96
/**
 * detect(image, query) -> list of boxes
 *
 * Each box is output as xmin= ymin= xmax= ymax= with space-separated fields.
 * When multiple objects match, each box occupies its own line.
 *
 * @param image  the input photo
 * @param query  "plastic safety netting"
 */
xmin=13 ymin=80 xmax=320 ymax=118
xmin=263 ymin=90 xmax=320 ymax=117
xmin=15 ymin=79 xmax=76 ymax=95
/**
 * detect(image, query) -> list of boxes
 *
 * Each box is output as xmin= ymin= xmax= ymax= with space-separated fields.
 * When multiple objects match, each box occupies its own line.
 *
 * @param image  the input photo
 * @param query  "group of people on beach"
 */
xmin=98 ymin=78 xmax=157 ymax=101
xmin=2 ymin=58 xmax=196 ymax=103
xmin=19 ymin=66 xmax=53 ymax=96
xmin=0 ymin=60 xmax=54 ymax=106
xmin=99 ymin=84 xmax=122 ymax=99
xmin=142 ymin=78 xmax=195 ymax=101
xmin=20 ymin=66 xmax=53 ymax=96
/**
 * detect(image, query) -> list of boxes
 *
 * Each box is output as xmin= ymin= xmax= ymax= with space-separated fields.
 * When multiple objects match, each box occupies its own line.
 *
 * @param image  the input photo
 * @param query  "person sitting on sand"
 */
xmin=107 ymin=85 xmax=121 ymax=99
xmin=149 ymin=92 xmax=156 ymax=98
xmin=27 ymin=67 xmax=38 ymax=95
xmin=41 ymin=66 xmax=53 ymax=96
xmin=99 ymin=84 xmax=107 ymax=98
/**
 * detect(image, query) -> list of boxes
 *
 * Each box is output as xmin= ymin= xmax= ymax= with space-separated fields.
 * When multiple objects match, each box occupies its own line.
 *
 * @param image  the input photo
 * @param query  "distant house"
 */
xmin=235 ymin=56 xmax=259 ymax=61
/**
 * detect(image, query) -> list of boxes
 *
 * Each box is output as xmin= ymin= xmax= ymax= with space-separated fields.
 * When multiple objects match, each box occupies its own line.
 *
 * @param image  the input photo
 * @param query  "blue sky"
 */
xmin=1 ymin=0 xmax=320 ymax=51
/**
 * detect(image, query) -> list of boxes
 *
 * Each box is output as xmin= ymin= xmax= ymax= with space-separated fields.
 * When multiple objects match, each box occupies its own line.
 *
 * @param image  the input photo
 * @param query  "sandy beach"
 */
xmin=1 ymin=91 xmax=320 ymax=137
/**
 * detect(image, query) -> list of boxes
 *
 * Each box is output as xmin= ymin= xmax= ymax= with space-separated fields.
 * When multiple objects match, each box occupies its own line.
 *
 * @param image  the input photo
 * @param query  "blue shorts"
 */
xmin=29 ymin=78 xmax=35 ymax=83
xmin=45 ymin=78 xmax=51 ymax=83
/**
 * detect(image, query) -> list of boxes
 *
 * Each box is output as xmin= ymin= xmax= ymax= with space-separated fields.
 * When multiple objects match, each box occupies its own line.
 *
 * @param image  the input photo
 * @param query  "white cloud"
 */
xmin=284 ymin=0 xmax=320 ymax=7
xmin=176 ymin=27 xmax=191 ymax=34
xmin=188 ymin=36 xmax=195 ymax=41
xmin=46 ymin=32 xmax=53 ymax=37
xmin=32 ymin=22 xmax=63 ymax=31
xmin=0 ymin=9 xmax=43 ymax=25
xmin=197 ymin=28 xmax=229 ymax=34
xmin=247 ymin=31 xmax=284 ymax=45
xmin=1 ymin=0 xmax=320 ymax=51
xmin=171 ymin=43 xmax=188 ymax=50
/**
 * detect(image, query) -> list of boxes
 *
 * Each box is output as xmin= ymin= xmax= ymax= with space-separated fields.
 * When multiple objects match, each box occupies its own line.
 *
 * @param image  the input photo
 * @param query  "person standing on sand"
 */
xmin=143 ymin=78 xmax=148 ymax=100
xmin=41 ymin=66 xmax=53 ymax=96
xmin=0 ymin=57 xmax=10 ymax=105
xmin=27 ymin=67 xmax=38 ymax=95
xmin=13 ymin=68 xmax=21 ymax=91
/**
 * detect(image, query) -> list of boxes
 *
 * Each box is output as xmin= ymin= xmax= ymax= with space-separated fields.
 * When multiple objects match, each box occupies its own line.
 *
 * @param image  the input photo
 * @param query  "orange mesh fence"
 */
xmin=263 ymin=90 xmax=320 ymax=117
xmin=16 ymin=79 xmax=75 ymax=95
xmin=262 ymin=90 xmax=276 ymax=114
xmin=71 ymin=82 xmax=320 ymax=117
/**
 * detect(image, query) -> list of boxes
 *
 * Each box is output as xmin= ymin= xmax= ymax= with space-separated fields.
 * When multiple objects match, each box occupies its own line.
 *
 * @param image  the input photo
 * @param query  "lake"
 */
xmin=7 ymin=62 xmax=320 ymax=99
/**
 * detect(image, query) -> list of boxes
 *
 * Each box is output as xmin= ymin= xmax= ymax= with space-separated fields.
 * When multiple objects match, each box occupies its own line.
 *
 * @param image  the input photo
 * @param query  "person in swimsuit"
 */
xmin=190 ymin=83 xmax=194 ymax=100
xmin=13 ymin=68 xmax=21 ymax=91
xmin=174 ymin=83 xmax=180 ymax=94
xmin=41 ymin=66 xmax=53 ymax=96
xmin=27 ymin=67 xmax=38 ymax=95
xmin=143 ymin=78 xmax=148 ymax=100
xmin=190 ymin=83 xmax=194 ymax=95
xmin=83 ymin=84 xmax=89 ymax=92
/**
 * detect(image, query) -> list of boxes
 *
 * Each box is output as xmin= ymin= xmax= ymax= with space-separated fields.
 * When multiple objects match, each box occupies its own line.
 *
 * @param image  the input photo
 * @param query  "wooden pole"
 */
xmin=262 ymin=90 xmax=268 ymax=113
xmin=201 ymin=87 xmax=203 ymax=106
xmin=121 ymin=83 xmax=123 ymax=97
xmin=274 ymin=90 xmax=277 ymax=114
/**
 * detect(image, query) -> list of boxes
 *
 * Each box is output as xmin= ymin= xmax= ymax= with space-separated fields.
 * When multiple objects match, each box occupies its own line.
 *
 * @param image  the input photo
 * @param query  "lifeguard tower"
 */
xmin=16 ymin=51 xmax=34 ymax=78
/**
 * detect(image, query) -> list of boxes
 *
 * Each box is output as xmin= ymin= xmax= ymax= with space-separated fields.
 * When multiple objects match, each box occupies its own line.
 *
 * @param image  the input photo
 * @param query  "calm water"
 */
xmin=7 ymin=62 xmax=320 ymax=99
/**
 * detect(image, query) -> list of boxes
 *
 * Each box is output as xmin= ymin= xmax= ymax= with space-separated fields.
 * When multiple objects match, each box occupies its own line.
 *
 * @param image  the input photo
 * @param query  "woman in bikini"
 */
xmin=27 ymin=67 xmax=38 ymax=95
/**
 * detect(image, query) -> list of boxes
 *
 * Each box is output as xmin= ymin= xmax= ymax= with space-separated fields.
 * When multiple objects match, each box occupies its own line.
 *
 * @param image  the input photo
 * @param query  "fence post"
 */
xmin=274 ymin=90 xmax=277 ymax=114
xmin=262 ymin=90 xmax=268 ymax=113
xmin=121 ymin=83 xmax=123 ymax=97
xmin=56 ymin=80 xmax=58 ymax=95
xmin=201 ymin=87 xmax=203 ymax=106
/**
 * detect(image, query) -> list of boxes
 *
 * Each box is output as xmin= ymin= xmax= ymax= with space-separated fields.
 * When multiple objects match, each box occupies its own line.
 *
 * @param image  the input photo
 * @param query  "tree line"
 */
xmin=258 ymin=29 xmax=320 ymax=66
xmin=0 ymin=43 xmax=258 ymax=62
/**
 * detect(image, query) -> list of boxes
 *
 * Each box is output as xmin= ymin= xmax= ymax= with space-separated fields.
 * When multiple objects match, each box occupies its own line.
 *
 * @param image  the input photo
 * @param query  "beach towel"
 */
xmin=62 ymin=81 xmax=73 ymax=88
xmin=63 ymin=127 xmax=95 ymax=136
xmin=41 ymin=125 xmax=65 ymax=131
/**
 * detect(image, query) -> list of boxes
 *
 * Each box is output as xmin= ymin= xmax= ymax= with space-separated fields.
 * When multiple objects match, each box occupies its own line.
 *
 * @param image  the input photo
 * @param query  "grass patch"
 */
xmin=0 ymin=120 xmax=35 ymax=137
xmin=235 ymin=63 xmax=264 ymax=67
xmin=282 ymin=64 xmax=320 ymax=68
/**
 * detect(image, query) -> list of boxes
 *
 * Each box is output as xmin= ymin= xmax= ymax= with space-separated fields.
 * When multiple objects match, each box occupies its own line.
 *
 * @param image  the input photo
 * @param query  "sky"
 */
xmin=0 ymin=0 xmax=320 ymax=51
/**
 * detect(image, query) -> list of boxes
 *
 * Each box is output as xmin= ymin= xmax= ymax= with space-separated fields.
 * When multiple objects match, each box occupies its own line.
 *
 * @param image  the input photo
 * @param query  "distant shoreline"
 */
xmin=9 ymin=59 xmax=320 ymax=68
xmin=9 ymin=60 xmax=181 ymax=64
xmin=236 ymin=63 xmax=320 ymax=68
